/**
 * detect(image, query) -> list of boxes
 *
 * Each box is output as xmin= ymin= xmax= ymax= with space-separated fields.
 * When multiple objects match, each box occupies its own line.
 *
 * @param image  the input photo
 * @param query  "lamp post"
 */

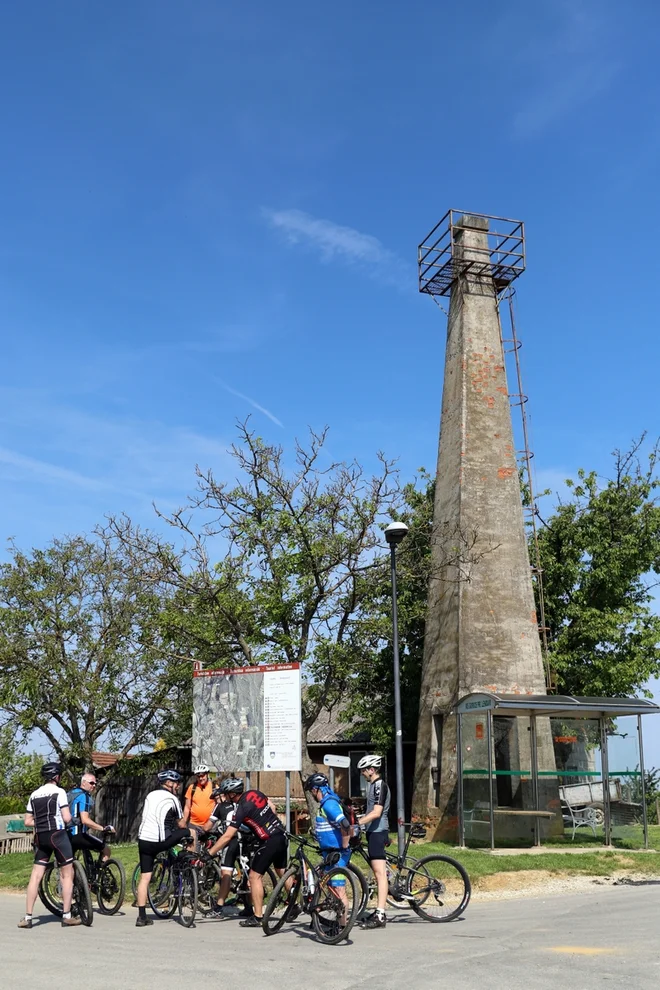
xmin=384 ymin=520 xmax=409 ymax=859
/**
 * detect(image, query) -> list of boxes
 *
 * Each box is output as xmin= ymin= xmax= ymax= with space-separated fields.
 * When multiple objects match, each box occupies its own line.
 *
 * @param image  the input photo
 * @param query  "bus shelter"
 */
xmin=455 ymin=693 xmax=660 ymax=849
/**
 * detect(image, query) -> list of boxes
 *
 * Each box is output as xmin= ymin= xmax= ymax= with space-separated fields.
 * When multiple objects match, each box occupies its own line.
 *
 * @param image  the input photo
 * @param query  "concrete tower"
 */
xmin=413 ymin=212 xmax=548 ymax=833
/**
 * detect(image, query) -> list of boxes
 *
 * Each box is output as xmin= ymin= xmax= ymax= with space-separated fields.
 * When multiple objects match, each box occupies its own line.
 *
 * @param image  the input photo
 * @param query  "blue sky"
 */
xmin=2 ymin=1 xmax=660 ymax=759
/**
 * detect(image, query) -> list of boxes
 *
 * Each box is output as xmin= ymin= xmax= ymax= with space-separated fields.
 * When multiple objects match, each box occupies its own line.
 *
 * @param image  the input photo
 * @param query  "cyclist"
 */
xmin=356 ymin=754 xmax=391 ymax=930
xmin=208 ymin=779 xmax=288 ymax=929
xmin=201 ymin=778 xmax=241 ymax=918
xmin=19 ymin=762 xmax=81 ymax=929
xmin=68 ymin=773 xmax=114 ymax=861
xmin=305 ymin=772 xmax=352 ymax=922
xmin=183 ymin=764 xmax=216 ymax=840
xmin=135 ymin=769 xmax=192 ymax=928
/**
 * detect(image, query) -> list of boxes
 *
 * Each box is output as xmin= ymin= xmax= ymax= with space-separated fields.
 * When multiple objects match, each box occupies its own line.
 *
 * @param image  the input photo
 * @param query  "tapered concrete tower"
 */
xmin=413 ymin=212 xmax=548 ymax=835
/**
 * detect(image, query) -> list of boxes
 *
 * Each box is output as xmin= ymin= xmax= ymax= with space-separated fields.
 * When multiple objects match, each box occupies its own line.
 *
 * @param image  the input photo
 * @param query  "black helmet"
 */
xmin=41 ymin=762 xmax=62 ymax=781
xmin=304 ymin=772 xmax=329 ymax=791
xmin=157 ymin=769 xmax=182 ymax=784
xmin=219 ymin=777 xmax=244 ymax=795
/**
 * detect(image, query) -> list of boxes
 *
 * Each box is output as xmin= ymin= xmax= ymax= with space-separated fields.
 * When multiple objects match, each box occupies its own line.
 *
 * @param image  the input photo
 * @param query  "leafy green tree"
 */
xmin=108 ymin=421 xmax=399 ymax=796
xmin=0 ymin=724 xmax=43 ymax=802
xmin=536 ymin=437 xmax=660 ymax=697
xmin=0 ymin=534 xmax=188 ymax=771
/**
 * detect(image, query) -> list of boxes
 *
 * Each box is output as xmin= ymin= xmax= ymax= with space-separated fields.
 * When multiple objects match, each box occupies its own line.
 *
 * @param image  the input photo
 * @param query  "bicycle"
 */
xmin=195 ymin=828 xmax=277 ymax=917
xmin=38 ymin=858 xmax=94 ymax=926
xmin=146 ymin=839 xmax=199 ymax=927
xmin=348 ymin=822 xmax=471 ymax=923
xmin=262 ymin=833 xmax=359 ymax=945
xmin=72 ymin=828 xmax=126 ymax=914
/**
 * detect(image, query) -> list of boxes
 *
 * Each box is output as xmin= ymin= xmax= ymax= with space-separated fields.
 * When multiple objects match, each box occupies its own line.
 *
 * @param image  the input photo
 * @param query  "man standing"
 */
xmin=183 ymin=764 xmax=215 ymax=839
xmin=305 ymin=772 xmax=353 ymax=920
xmin=19 ymin=762 xmax=81 ymax=929
xmin=201 ymin=779 xmax=241 ymax=918
xmin=356 ymin=755 xmax=390 ymax=930
xmin=135 ymin=769 xmax=191 ymax=927
xmin=208 ymin=779 xmax=288 ymax=929
xmin=68 ymin=773 xmax=114 ymax=861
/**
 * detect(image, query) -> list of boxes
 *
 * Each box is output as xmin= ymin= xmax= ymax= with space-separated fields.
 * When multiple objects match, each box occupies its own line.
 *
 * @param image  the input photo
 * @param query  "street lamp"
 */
xmin=384 ymin=520 xmax=409 ymax=859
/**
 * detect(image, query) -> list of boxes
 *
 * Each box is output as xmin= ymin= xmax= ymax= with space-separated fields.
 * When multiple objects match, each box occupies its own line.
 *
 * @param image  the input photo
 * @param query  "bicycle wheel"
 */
xmin=311 ymin=866 xmax=358 ymax=945
xmin=72 ymin=860 xmax=94 ymax=926
xmin=97 ymin=858 xmax=125 ymax=915
xmin=262 ymin=866 xmax=301 ymax=935
xmin=148 ymin=855 xmax=176 ymax=918
xmin=407 ymin=854 xmax=471 ymax=922
xmin=197 ymin=859 xmax=223 ymax=915
xmin=178 ymin=866 xmax=198 ymax=928
xmin=346 ymin=862 xmax=370 ymax=919
xmin=38 ymin=863 xmax=64 ymax=916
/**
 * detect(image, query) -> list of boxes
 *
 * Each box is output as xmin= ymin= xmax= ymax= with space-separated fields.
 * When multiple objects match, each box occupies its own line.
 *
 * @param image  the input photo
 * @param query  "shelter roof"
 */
xmin=455 ymin=693 xmax=660 ymax=718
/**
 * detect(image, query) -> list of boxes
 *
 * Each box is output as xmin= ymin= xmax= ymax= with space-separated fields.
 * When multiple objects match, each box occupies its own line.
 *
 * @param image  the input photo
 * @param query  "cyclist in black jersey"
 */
xmin=208 ymin=779 xmax=289 ymax=928
xmin=19 ymin=763 xmax=81 ymax=929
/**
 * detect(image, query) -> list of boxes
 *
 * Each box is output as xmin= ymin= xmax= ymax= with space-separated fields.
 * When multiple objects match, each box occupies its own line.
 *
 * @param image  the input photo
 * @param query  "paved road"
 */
xmin=1 ymin=885 xmax=659 ymax=990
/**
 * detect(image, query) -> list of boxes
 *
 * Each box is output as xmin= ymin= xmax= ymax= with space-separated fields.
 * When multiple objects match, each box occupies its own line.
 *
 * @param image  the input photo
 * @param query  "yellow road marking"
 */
xmin=546 ymin=947 xmax=619 ymax=956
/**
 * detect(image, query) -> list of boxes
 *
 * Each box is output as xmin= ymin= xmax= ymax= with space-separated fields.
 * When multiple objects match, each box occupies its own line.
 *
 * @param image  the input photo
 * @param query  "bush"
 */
xmin=0 ymin=796 xmax=26 ymax=815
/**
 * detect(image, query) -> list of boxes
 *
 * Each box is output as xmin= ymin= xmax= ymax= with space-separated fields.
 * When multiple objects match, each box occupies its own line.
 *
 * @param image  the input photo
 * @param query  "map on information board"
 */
xmin=192 ymin=663 xmax=301 ymax=772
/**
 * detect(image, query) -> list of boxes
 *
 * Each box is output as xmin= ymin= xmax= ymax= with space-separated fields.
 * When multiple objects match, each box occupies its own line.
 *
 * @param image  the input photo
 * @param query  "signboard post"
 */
xmin=323 ymin=753 xmax=351 ymax=792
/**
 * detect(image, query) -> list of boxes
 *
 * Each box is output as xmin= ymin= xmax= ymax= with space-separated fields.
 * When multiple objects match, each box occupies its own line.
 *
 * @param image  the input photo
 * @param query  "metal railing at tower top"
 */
xmin=418 ymin=210 xmax=525 ymax=297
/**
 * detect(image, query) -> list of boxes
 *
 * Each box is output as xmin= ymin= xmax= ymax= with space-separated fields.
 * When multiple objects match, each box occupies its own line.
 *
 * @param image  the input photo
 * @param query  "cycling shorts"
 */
xmin=34 ymin=830 xmax=74 ymax=867
xmin=322 ymin=846 xmax=351 ymax=887
xmin=138 ymin=828 xmax=191 ymax=874
xmin=250 ymin=831 xmax=287 ymax=875
xmin=220 ymin=835 xmax=239 ymax=874
xmin=367 ymin=831 xmax=388 ymax=861
xmin=70 ymin=832 xmax=105 ymax=854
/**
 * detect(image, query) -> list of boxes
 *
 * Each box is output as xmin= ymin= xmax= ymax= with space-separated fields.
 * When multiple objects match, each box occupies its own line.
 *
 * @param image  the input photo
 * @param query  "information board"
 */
xmin=192 ymin=663 xmax=301 ymax=772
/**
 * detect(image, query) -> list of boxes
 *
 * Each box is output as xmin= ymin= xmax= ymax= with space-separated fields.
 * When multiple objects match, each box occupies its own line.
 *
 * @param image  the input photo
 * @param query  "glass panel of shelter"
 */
xmin=607 ymin=715 xmax=645 ymax=846
xmin=548 ymin=717 xmax=606 ymax=845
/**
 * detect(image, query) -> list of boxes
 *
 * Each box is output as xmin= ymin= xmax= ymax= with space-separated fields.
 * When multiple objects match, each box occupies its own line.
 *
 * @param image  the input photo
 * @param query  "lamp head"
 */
xmin=384 ymin=521 xmax=409 ymax=546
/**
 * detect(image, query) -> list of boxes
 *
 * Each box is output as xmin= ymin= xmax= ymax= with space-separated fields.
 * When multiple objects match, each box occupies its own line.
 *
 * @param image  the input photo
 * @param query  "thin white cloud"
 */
xmin=219 ymin=381 xmax=283 ymax=427
xmin=0 ymin=447 xmax=105 ymax=492
xmin=508 ymin=0 xmax=619 ymax=138
xmin=263 ymin=208 xmax=410 ymax=289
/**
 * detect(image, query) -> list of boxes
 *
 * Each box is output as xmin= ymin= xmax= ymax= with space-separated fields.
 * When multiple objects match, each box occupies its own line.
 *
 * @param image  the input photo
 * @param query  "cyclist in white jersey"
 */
xmin=135 ymin=769 xmax=191 ymax=927
xmin=18 ymin=762 xmax=81 ymax=929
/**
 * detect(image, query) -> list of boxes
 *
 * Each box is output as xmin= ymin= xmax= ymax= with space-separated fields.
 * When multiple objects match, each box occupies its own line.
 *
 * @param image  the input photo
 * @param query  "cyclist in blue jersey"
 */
xmin=304 ymin=772 xmax=352 ymax=920
xmin=68 ymin=773 xmax=114 ymax=861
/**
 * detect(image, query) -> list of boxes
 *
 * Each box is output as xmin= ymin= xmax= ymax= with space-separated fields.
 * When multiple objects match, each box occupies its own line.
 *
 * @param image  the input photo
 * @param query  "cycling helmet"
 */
xmin=304 ymin=772 xmax=329 ymax=791
xmin=193 ymin=763 xmax=210 ymax=774
xmin=41 ymin=762 xmax=63 ymax=781
xmin=357 ymin=754 xmax=382 ymax=770
xmin=219 ymin=777 xmax=244 ymax=795
xmin=157 ymin=769 xmax=182 ymax=784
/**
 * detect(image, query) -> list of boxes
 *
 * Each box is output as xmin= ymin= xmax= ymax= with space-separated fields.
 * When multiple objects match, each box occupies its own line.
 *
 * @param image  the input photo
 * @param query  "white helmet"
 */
xmin=194 ymin=764 xmax=211 ymax=774
xmin=357 ymin=754 xmax=383 ymax=770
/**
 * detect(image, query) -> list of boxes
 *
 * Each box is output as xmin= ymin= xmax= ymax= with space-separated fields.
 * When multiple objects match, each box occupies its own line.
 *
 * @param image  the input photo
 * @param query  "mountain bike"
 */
xmin=349 ymin=823 xmax=471 ymax=922
xmin=147 ymin=840 xmax=199 ymax=927
xmin=195 ymin=828 xmax=277 ymax=917
xmin=38 ymin=859 xmax=94 ymax=926
xmin=262 ymin=834 xmax=359 ymax=945
xmin=72 ymin=828 xmax=125 ymax=914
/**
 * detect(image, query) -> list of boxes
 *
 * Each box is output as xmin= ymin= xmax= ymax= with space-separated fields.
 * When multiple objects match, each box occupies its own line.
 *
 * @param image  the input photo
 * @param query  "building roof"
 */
xmin=91 ymin=751 xmax=135 ymax=769
xmin=307 ymin=702 xmax=370 ymax=745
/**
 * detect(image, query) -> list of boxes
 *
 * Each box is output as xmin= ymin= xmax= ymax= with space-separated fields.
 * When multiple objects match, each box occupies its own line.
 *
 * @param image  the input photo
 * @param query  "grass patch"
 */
xmin=2 ymin=831 xmax=659 ymax=891
xmin=0 ymin=842 xmax=141 ymax=892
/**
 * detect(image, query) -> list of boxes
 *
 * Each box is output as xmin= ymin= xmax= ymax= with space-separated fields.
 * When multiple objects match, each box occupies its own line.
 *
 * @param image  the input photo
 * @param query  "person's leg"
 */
xmin=136 ymin=840 xmax=157 ymax=926
xmin=248 ymin=870 xmax=265 ymax=917
xmin=59 ymin=863 xmax=74 ymax=914
xmin=371 ymin=859 xmax=388 ymax=912
xmin=25 ymin=864 xmax=47 ymax=916
xmin=216 ymin=871 xmax=232 ymax=906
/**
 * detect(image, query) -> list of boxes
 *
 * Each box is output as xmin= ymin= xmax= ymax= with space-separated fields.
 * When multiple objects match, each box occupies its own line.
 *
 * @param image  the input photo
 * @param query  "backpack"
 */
xmin=67 ymin=787 xmax=87 ymax=832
